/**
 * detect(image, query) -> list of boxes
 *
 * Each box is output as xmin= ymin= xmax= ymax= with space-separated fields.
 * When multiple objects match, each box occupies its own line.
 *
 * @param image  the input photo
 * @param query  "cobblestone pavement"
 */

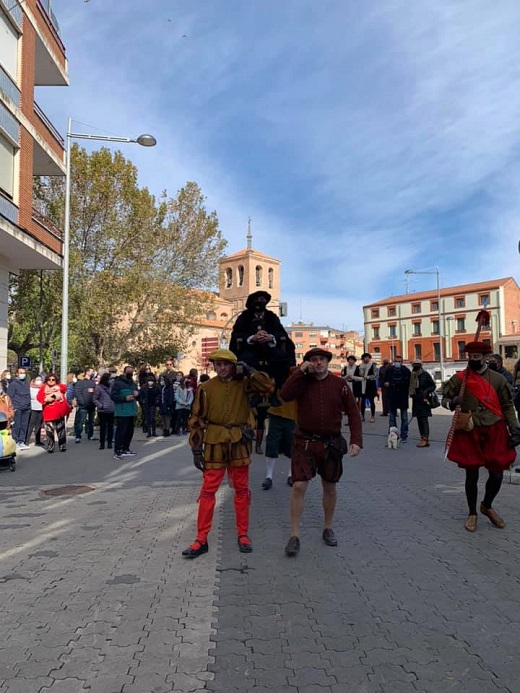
xmin=1 ymin=408 xmax=519 ymax=692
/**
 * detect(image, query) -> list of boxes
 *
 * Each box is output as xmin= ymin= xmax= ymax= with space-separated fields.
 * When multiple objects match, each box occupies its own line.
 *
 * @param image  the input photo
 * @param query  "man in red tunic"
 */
xmin=280 ymin=348 xmax=363 ymax=556
xmin=442 ymin=341 xmax=520 ymax=532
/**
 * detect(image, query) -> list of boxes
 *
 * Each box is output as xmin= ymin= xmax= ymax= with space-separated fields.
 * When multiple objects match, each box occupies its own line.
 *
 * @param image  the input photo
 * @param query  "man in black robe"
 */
xmin=229 ymin=291 xmax=295 ymax=389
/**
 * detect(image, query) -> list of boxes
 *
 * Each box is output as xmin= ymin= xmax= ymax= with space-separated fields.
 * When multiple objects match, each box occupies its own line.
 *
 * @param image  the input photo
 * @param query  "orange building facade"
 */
xmin=363 ymin=277 xmax=520 ymax=373
xmin=285 ymin=323 xmax=364 ymax=375
xmin=0 ymin=0 xmax=68 ymax=369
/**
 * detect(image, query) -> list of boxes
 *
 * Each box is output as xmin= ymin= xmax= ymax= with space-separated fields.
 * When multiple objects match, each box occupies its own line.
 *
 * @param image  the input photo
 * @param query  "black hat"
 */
xmin=304 ymin=347 xmax=332 ymax=362
xmin=246 ymin=291 xmax=272 ymax=309
xmin=361 ymin=352 xmax=372 ymax=359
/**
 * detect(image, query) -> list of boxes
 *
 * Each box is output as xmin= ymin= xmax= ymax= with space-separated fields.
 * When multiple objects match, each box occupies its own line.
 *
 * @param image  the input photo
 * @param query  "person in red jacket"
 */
xmin=280 ymin=348 xmax=363 ymax=556
xmin=37 ymin=373 xmax=71 ymax=453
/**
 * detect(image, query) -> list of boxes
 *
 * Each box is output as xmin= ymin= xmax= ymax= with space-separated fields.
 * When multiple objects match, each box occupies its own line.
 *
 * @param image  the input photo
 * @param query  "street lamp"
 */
xmin=60 ymin=118 xmax=156 ymax=379
xmin=404 ymin=267 xmax=445 ymax=383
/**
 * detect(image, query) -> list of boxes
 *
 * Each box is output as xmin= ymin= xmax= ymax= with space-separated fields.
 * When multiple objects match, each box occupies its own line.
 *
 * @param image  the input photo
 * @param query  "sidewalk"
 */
xmin=0 ymin=407 xmax=519 ymax=692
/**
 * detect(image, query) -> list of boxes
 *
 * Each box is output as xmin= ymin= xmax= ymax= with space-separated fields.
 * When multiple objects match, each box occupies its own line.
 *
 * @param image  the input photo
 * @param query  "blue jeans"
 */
xmin=389 ymin=409 xmax=409 ymax=440
xmin=74 ymin=407 xmax=95 ymax=439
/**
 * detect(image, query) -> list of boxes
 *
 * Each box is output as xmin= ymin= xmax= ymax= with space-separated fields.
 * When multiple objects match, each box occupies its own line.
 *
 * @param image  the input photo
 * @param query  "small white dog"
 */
xmin=387 ymin=426 xmax=401 ymax=449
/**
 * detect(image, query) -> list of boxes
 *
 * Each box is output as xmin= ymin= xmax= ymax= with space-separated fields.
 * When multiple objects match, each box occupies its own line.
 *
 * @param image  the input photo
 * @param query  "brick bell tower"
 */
xmin=218 ymin=219 xmax=281 ymax=314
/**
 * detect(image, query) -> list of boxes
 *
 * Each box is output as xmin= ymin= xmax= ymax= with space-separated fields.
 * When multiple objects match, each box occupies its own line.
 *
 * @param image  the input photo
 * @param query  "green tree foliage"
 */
xmin=11 ymin=145 xmax=227 ymax=369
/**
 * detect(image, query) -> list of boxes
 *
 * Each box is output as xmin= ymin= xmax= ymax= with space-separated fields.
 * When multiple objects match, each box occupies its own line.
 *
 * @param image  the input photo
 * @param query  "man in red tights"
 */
xmin=182 ymin=349 xmax=273 ymax=559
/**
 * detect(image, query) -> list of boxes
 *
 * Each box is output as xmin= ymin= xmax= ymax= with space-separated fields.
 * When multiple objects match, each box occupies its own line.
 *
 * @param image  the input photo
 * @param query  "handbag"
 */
xmin=427 ymin=392 xmax=440 ymax=409
xmin=454 ymin=411 xmax=474 ymax=432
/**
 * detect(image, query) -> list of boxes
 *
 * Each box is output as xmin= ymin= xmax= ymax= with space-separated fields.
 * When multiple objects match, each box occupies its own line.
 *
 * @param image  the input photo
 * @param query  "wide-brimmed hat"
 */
xmin=208 ymin=348 xmax=238 ymax=364
xmin=245 ymin=291 xmax=272 ymax=309
xmin=411 ymin=359 xmax=422 ymax=365
xmin=304 ymin=347 xmax=332 ymax=362
xmin=464 ymin=341 xmax=493 ymax=355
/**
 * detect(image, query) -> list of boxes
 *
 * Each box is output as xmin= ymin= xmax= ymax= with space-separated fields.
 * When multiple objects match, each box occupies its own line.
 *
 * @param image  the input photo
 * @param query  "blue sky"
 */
xmin=39 ymin=0 xmax=520 ymax=332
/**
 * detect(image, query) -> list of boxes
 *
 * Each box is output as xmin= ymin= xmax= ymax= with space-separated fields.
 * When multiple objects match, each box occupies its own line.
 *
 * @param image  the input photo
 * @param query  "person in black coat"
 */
xmin=138 ymin=376 xmax=161 ymax=437
xmin=229 ymin=291 xmax=295 ymax=390
xmin=382 ymin=355 xmax=411 ymax=442
xmin=409 ymin=360 xmax=436 ymax=447
xmin=158 ymin=376 xmax=175 ymax=437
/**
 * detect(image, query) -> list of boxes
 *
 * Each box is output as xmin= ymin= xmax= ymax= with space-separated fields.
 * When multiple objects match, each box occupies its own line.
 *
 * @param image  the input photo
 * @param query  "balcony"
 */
xmin=31 ymin=206 xmax=62 ymax=242
xmin=34 ymin=101 xmax=64 ymax=147
xmin=0 ymin=64 xmax=21 ymax=107
xmin=34 ymin=1 xmax=68 ymax=87
xmin=0 ymin=193 xmax=18 ymax=224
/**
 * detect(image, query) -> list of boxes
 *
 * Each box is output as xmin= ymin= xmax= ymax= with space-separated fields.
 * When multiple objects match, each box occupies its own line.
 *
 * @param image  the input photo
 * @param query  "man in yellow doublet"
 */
xmin=182 ymin=349 xmax=273 ymax=559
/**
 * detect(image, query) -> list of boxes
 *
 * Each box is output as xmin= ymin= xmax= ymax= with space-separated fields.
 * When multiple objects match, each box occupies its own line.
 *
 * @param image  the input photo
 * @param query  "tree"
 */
xmin=27 ymin=145 xmax=227 ymax=368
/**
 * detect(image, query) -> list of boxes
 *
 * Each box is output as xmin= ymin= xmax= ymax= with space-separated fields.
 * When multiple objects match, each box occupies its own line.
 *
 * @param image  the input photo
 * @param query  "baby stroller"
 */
xmin=0 ymin=412 xmax=16 ymax=472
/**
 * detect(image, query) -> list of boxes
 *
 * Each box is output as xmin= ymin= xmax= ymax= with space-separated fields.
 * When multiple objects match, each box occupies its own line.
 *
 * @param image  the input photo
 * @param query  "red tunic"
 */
xmin=280 ymin=368 xmax=363 ymax=447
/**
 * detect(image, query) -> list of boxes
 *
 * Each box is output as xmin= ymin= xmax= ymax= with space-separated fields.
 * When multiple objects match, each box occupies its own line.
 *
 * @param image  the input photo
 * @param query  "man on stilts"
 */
xmin=182 ymin=349 xmax=273 ymax=558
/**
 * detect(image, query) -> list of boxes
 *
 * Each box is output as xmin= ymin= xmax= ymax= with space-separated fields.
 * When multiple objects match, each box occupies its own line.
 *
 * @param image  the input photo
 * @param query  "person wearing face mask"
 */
xmin=7 ymin=368 xmax=31 ymax=450
xmin=138 ymin=375 xmax=161 ymax=438
xmin=487 ymin=354 xmax=513 ymax=385
xmin=1 ymin=369 xmax=12 ymax=393
xmin=229 ymin=291 xmax=296 ymax=393
xmin=25 ymin=375 xmax=45 ymax=446
xmin=409 ymin=360 xmax=436 ymax=447
xmin=110 ymin=366 xmax=139 ymax=460
xmin=442 ymin=341 xmax=520 ymax=532
xmin=382 ymin=355 xmax=411 ymax=443
xmin=93 ymin=372 xmax=115 ymax=450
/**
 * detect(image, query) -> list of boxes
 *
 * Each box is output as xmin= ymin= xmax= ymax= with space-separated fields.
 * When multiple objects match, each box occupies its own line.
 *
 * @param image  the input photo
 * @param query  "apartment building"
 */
xmin=285 ymin=323 xmax=364 ymax=374
xmin=363 ymin=277 xmax=520 ymax=369
xmin=0 ymin=0 xmax=68 ymax=368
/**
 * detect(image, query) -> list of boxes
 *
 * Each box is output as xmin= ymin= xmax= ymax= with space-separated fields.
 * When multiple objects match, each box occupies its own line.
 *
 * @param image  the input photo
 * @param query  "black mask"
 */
xmin=254 ymin=303 xmax=264 ymax=312
xmin=468 ymin=360 xmax=483 ymax=371
xmin=412 ymin=365 xmax=421 ymax=372
xmin=488 ymin=362 xmax=498 ymax=371
xmin=126 ymin=373 xmax=134 ymax=381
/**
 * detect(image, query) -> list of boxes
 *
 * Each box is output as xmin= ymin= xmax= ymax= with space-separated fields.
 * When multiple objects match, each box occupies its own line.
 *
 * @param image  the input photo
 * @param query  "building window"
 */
xmin=371 ymin=309 xmax=379 ymax=319
xmin=295 ymin=343 xmax=303 ymax=348
xmin=268 ymin=268 xmax=273 ymax=289
xmin=255 ymin=265 xmax=262 ymax=287
xmin=431 ymin=320 xmax=439 ymax=335
xmin=479 ymin=293 xmax=490 ymax=306
xmin=0 ymin=136 xmax=15 ymax=197
xmin=390 ymin=345 xmax=396 ymax=360
xmin=374 ymin=346 xmax=381 ymax=353
xmin=457 ymin=341 xmax=466 ymax=360
xmin=430 ymin=300 xmax=439 ymax=311
xmin=433 ymin=342 xmax=440 ymax=359
xmin=413 ymin=323 xmax=421 ymax=336
xmin=373 ymin=326 xmax=380 ymax=340
xmin=389 ymin=325 xmax=397 ymax=338
xmin=220 ymin=312 xmax=228 ymax=319
xmin=455 ymin=296 xmax=465 ymax=308
xmin=387 ymin=306 xmax=396 ymax=317
xmin=237 ymin=265 xmax=244 ymax=286
xmin=309 ymin=332 xmax=317 ymax=337
xmin=294 ymin=332 xmax=303 ymax=338
xmin=0 ymin=12 xmax=19 ymax=81
xmin=206 ymin=311 xmax=216 ymax=320
xmin=456 ymin=317 xmax=465 ymax=333
xmin=411 ymin=303 xmax=421 ymax=314
xmin=309 ymin=342 xmax=318 ymax=348
xmin=414 ymin=344 xmax=422 ymax=360
xmin=225 ymin=268 xmax=232 ymax=288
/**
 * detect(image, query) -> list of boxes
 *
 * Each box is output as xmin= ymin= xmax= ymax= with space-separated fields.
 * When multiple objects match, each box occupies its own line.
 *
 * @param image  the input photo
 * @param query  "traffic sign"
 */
xmin=19 ymin=356 xmax=32 ymax=368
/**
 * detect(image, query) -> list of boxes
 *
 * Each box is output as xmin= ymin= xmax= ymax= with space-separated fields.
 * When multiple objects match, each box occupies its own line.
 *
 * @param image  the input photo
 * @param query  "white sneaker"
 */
xmin=121 ymin=450 xmax=136 ymax=457
xmin=17 ymin=443 xmax=29 ymax=450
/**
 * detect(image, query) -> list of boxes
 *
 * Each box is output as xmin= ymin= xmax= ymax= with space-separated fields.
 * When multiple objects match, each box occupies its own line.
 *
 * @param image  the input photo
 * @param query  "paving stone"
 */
xmin=2 ymin=678 xmax=54 ymax=693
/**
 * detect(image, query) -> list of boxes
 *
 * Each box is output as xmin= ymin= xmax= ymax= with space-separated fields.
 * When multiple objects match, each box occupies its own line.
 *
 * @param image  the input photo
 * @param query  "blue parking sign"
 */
xmin=19 ymin=356 xmax=32 ymax=368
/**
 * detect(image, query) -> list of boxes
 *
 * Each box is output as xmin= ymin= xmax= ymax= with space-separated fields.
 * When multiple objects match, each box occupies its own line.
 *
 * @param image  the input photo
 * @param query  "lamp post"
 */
xmin=404 ymin=267 xmax=445 ymax=383
xmin=60 ymin=118 xmax=156 ymax=379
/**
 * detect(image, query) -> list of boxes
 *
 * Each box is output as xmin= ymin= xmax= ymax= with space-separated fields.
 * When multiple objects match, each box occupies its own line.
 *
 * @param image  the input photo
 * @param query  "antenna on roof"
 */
xmin=247 ymin=218 xmax=252 ymax=249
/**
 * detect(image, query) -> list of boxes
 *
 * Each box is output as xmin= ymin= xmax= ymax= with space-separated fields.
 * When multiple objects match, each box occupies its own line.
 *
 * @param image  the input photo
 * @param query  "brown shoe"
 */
xmin=480 ymin=503 xmax=505 ymax=528
xmin=416 ymin=437 xmax=430 ymax=448
xmin=464 ymin=515 xmax=477 ymax=532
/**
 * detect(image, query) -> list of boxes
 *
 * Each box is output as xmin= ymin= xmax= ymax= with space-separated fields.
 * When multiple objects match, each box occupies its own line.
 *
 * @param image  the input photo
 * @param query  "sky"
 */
xmin=37 ymin=0 xmax=520 ymax=332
